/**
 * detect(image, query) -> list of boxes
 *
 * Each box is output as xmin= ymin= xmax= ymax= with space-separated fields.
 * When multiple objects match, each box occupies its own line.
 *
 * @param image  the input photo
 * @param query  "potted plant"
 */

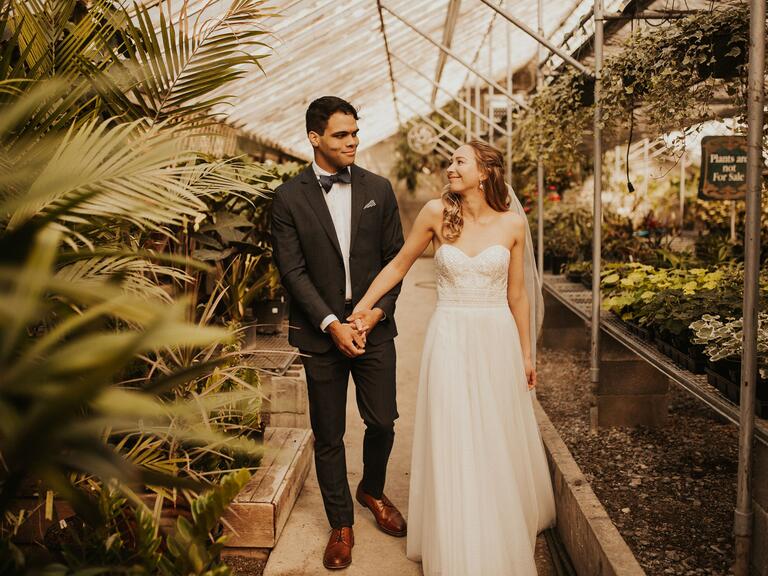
xmin=690 ymin=313 xmax=768 ymax=408
xmin=565 ymin=261 xmax=590 ymax=283
xmin=692 ymin=10 xmax=749 ymax=80
xmin=252 ymin=260 xmax=286 ymax=335
xmin=574 ymin=72 xmax=596 ymax=107
xmin=543 ymin=204 xmax=591 ymax=274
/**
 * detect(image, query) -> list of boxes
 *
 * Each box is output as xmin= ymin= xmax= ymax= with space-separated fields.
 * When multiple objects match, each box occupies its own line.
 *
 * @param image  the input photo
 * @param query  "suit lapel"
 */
xmin=349 ymin=164 xmax=367 ymax=251
xmin=300 ymin=166 xmax=343 ymax=259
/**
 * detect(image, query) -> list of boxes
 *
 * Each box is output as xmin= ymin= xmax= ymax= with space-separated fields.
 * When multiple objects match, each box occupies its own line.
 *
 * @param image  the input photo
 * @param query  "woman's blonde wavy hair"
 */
xmin=441 ymin=140 xmax=510 ymax=242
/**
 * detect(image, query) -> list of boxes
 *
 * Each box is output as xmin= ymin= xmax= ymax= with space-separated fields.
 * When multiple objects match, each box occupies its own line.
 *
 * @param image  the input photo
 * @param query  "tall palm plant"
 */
xmin=0 ymin=0 xmax=277 ymax=561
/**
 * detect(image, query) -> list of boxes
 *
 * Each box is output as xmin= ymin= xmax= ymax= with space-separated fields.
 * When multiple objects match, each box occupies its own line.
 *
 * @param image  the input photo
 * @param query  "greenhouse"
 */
xmin=0 ymin=0 xmax=766 ymax=575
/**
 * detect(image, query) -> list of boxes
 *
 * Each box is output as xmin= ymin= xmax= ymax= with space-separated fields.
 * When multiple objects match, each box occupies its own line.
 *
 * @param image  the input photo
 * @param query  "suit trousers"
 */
xmin=300 ymin=304 xmax=398 ymax=529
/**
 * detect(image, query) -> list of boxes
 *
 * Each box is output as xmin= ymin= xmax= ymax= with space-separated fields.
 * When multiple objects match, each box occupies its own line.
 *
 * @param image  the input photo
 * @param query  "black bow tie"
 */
xmin=318 ymin=168 xmax=351 ymax=193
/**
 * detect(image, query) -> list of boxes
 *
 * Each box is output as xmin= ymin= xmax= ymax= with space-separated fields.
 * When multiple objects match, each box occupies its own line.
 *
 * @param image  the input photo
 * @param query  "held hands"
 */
xmin=327 ymin=307 xmax=384 ymax=358
xmin=327 ymin=321 xmax=367 ymax=358
xmin=346 ymin=308 xmax=384 ymax=337
xmin=524 ymin=357 xmax=537 ymax=390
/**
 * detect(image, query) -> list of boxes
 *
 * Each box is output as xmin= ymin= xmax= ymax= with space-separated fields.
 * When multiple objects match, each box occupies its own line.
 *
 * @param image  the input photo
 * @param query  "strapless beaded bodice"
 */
xmin=434 ymin=244 xmax=510 ymax=308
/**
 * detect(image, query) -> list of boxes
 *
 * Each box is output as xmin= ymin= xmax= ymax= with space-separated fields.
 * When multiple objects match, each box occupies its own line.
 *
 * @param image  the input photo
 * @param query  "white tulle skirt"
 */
xmin=406 ymin=302 xmax=557 ymax=576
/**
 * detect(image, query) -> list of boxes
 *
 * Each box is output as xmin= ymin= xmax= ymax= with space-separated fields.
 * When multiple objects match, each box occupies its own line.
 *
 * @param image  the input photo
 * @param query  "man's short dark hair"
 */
xmin=306 ymin=96 xmax=358 ymax=135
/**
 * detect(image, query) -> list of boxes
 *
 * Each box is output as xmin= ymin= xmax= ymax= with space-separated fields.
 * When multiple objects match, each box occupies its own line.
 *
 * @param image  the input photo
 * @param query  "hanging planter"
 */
xmin=619 ymin=71 xmax=648 ymax=100
xmin=697 ymin=32 xmax=748 ymax=80
xmin=575 ymin=73 xmax=596 ymax=107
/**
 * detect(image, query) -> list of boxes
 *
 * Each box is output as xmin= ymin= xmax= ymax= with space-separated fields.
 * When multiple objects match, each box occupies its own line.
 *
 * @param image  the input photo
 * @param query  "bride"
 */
xmin=348 ymin=140 xmax=556 ymax=575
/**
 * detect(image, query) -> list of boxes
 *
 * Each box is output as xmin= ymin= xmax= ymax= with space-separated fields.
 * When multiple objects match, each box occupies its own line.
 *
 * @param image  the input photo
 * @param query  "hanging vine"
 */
xmin=515 ymin=4 xmax=754 ymax=170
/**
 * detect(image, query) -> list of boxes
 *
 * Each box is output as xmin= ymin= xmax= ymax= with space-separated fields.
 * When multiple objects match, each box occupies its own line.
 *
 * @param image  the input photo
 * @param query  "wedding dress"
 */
xmin=405 ymin=242 xmax=557 ymax=576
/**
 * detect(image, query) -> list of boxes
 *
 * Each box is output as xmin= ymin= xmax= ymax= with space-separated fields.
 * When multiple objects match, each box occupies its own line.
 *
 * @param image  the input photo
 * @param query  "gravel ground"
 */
xmin=223 ymin=554 xmax=267 ymax=576
xmin=536 ymin=346 xmax=739 ymax=576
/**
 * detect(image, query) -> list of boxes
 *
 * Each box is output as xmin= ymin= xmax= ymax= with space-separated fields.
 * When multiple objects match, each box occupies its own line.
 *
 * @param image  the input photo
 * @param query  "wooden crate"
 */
xmin=11 ymin=427 xmax=313 ymax=550
xmin=222 ymin=427 xmax=313 ymax=548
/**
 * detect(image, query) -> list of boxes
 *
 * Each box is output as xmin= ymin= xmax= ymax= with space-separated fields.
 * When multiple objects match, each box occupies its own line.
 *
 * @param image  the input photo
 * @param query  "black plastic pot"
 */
xmin=758 ymin=377 xmax=768 ymax=402
xmin=726 ymin=360 xmax=742 ymax=386
xmin=621 ymin=71 xmax=647 ymax=98
xmin=578 ymin=75 xmax=596 ymax=107
xmin=706 ymin=367 xmax=730 ymax=395
xmin=550 ymin=255 xmax=569 ymax=275
xmin=566 ymin=270 xmax=582 ymax=283
xmin=696 ymin=33 xmax=747 ymax=80
xmin=543 ymin=253 xmax=553 ymax=272
xmin=685 ymin=345 xmax=708 ymax=375
xmin=253 ymin=298 xmax=286 ymax=335
xmin=636 ymin=325 xmax=651 ymax=343
xmin=656 ymin=338 xmax=673 ymax=359
xmin=726 ymin=378 xmax=741 ymax=404
xmin=709 ymin=359 xmax=735 ymax=379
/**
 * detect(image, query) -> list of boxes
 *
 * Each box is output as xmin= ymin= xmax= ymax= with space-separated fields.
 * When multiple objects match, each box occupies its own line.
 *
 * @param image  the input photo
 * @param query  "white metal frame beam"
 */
xmin=431 ymin=0 xmax=462 ymax=106
xmin=390 ymin=51 xmax=511 ymax=136
xmin=380 ymin=2 xmax=529 ymax=110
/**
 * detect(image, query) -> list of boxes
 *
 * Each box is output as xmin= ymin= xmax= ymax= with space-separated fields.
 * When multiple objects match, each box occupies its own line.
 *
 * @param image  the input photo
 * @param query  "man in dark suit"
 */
xmin=270 ymin=96 xmax=407 ymax=570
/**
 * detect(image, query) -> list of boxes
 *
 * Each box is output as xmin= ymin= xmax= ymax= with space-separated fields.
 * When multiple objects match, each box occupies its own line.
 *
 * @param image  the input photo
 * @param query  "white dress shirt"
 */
xmin=313 ymin=160 xmax=352 ymax=332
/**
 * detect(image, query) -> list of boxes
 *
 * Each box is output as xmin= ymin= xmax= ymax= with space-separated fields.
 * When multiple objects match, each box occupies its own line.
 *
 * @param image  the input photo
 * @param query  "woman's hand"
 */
xmin=347 ymin=308 xmax=384 ymax=334
xmin=524 ymin=357 xmax=537 ymax=390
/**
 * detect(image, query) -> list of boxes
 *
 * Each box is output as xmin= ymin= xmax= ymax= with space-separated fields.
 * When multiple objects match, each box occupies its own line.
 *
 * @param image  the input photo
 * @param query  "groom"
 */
xmin=270 ymin=96 xmax=407 ymax=570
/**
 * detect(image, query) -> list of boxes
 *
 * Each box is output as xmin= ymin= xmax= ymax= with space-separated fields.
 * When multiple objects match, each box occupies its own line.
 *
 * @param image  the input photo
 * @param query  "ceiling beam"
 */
xmin=431 ymin=0 xmax=462 ymax=106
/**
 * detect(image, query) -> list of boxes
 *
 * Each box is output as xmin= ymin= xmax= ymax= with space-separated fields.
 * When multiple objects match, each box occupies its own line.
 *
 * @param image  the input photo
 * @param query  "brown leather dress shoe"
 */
xmin=355 ymin=483 xmax=407 ymax=537
xmin=323 ymin=526 xmax=354 ymax=570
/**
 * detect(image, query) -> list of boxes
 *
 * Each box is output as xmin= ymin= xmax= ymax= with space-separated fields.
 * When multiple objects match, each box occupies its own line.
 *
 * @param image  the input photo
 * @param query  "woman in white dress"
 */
xmin=349 ymin=140 xmax=556 ymax=575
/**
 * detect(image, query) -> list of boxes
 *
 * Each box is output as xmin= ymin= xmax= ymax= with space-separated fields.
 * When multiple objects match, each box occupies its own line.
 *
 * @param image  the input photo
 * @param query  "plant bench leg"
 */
xmin=541 ymin=291 xmax=590 ymax=352
xmin=597 ymin=334 xmax=669 ymax=428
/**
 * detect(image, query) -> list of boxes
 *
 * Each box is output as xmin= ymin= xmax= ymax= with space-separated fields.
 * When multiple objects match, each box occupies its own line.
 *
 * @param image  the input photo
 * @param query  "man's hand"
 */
xmin=346 ymin=308 xmax=385 ymax=335
xmin=328 ymin=321 xmax=366 ymax=358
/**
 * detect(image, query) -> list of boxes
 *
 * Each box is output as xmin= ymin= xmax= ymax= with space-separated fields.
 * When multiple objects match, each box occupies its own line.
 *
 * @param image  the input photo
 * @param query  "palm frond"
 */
xmin=56 ymin=254 xmax=193 ymax=302
xmin=2 ymin=117 xmax=207 ymax=231
xmin=97 ymin=0 xmax=272 ymax=125
xmin=0 ymin=227 xmax=235 ymax=517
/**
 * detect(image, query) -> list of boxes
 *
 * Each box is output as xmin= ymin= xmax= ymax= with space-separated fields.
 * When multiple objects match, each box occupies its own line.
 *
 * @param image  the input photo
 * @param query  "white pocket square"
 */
xmin=363 ymin=199 xmax=376 ymax=210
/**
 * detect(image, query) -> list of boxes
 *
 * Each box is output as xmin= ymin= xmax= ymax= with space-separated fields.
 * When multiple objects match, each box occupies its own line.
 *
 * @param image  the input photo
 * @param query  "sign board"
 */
xmin=698 ymin=135 xmax=748 ymax=201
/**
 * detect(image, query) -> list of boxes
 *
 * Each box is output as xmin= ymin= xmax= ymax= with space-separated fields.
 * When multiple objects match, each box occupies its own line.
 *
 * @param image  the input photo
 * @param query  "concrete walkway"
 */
xmin=264 ymin=257 xmax=555 ymax=576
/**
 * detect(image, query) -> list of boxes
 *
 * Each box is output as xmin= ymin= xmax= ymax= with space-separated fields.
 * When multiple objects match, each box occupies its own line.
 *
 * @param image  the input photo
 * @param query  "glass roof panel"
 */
xmin=145 ymin=0 xmax=584 ymax=158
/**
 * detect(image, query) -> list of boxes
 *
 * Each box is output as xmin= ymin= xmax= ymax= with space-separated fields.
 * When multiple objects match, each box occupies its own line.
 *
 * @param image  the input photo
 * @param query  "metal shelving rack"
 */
xmin=543 ymin=273 xmax=768 ymax=448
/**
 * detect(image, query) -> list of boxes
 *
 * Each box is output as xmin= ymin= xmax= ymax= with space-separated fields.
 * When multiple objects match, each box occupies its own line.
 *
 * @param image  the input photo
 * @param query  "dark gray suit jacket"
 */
xmin=270 ymin=164 xmax=405 ymax=353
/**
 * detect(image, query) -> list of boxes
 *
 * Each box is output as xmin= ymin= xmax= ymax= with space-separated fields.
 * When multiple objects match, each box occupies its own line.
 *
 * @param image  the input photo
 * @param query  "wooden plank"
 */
xmin=223 ymin=502 xmax=275 ymax=547
xmin=248 ymin=428 xmax=299 ymax=503
xmin=12 ymin=427 xmax=314 ymax=550
xmin=239 ymin=427 xmax=276 ymax=496
xmin=272 ymin=429 xmax=313 ymax=540
xmin=236 ymin=427 xmax=291 ymax=503
xmin=223 ymin=428 xmax=314 ymax=548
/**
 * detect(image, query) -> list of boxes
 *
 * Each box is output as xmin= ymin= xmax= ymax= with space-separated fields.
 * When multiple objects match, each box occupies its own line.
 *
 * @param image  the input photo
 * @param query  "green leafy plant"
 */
xmin=0 ymin=1 xmax=275 ymax=571
xmin=601 ymin=263 xmax=732 ymax=329
xmin=189 ymin=158 xmax=301 ymax=322
xmin=42 ymin=470 xmax=251 ymax=576
xmin=512 ymin=68 xmax=593 ymax=177
xmin=690 ymin=313 xmax=768 ymax=379
xmin=565 ymin=260 xmax=591 ymax=280
xmin=601 ymin=4 xmax=750 ymax=147
xmin=0 ymin=227 xmax=235 ymax=523
xmin=542 ymin=202 xmax=591 ymax=260
xmin=514 ymin=5 xmax=756 ymax=174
